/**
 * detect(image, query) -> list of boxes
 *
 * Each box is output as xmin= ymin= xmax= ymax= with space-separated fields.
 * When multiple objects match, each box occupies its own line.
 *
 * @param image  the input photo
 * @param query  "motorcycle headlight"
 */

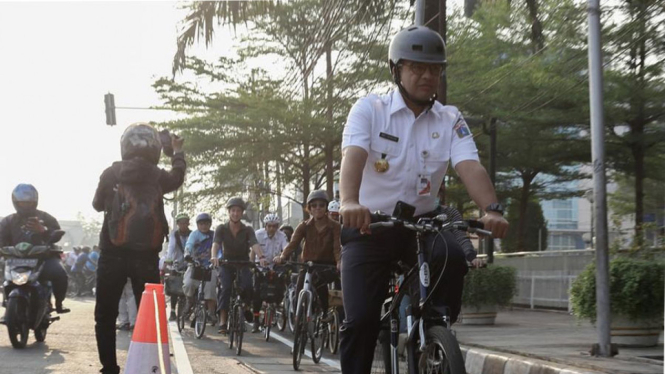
xmin=10 ymin=270 xmax=30 ymax=286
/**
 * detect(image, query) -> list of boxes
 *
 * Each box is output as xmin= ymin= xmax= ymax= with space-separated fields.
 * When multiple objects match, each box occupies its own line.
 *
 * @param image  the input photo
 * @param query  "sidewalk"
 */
xmin=455 ymin=308 xmax=663 ymax=374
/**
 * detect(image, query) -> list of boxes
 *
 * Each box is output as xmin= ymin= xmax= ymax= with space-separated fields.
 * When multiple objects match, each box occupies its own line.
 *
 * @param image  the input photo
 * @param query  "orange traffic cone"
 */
xmin=125 ymin=283 xmax=171 ymax=374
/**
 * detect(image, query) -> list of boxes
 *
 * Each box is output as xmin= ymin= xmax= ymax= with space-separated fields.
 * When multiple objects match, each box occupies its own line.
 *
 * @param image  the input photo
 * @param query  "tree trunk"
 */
xmin=276 ymin=162 xmax=283 ymax=219
xmin=516 ymin=173 xmax=534 ymax=252
xmin=525 ymin=0 xmax=545 ymax=53
xmin=302 ymin=143 xmax=311 ymax=220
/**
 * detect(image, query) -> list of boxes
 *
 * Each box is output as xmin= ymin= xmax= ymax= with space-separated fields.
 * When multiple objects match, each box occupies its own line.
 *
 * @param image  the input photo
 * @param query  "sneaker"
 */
xmin=169 ymin=311 xmax=177 ymax=321
xmin=117 ymin=323 xmax=131 ymax=331
xmin=321 ymin=312 xmax=333 ymax=323
xmin=218 ymin=325 xmax=228 ymax=334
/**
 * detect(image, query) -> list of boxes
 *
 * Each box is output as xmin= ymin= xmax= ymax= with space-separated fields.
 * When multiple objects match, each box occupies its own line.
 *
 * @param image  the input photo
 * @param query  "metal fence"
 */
xmin=481 ymin=249 xmax=596 ymax=310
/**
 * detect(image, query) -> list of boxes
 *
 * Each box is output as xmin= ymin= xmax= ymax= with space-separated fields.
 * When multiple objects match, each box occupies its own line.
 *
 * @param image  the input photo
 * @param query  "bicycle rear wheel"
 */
xmin=234 ymin=303 xmax=244 ymax=355
xmin=328 ymin=308 xmax=340 ymax=354
xmin=311 ymin=315 xmax=325 ymax=364
xmin=370 ymin=327 xmax=392 ymax=374
xmin=411 ymin=325 xmax=465 ymax=374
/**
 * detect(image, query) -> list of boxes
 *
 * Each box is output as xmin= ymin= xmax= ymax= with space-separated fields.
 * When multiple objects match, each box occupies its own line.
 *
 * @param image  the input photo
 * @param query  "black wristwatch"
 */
xmin=485 ymin=203 xmax=504 ymax=216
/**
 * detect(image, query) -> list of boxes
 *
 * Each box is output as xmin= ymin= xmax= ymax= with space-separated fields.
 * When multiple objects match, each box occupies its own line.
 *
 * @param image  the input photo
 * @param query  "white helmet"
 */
xmin=263 ymin=213 xmax=281 ymax=225
xmin=328 ymin=200 xmax=340 ymax=213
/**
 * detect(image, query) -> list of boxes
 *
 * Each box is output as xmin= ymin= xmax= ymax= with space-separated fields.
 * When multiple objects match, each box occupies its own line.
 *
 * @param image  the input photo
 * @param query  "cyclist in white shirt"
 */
xmin=250 ymin=213 xmax=288 ymax=332
xmin=339 ymin=26 xmax=509 ymax=374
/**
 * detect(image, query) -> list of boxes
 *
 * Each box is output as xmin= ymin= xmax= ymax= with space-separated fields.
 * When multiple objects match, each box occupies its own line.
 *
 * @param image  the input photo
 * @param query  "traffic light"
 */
xmin=104 ymin=93 xmax=116 ymax=126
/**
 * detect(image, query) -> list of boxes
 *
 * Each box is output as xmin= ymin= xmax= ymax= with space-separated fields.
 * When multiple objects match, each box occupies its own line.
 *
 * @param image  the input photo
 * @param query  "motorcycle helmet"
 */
xmin=12 ymin=183 xmax=38 ymax=216
xmin=120 ymin=123 xmax=162 ymax=165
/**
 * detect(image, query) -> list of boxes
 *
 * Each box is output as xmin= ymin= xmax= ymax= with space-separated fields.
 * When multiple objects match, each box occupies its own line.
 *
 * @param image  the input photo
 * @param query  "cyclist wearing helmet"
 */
xmin=0 ymin=183 xmax=70 ymax=314
xmin=249 ymin=213 xmax=288 ymax=332
xmin=211 ymin=197 xmax=268 ymax=334
xmin=339 ymin=26 xmax=509 ymax=373
xmin=328 ymin=200 xmax=341 ymax=222
xmin=182 ymin=213 xmax=218 ymax=324
xmin=274 ymin=190 xmax=341 ymax=320
xmin=166 ymin=213 xmax=191 ymax=320
xmin=92 ymin=122 xmax=185 ymax=374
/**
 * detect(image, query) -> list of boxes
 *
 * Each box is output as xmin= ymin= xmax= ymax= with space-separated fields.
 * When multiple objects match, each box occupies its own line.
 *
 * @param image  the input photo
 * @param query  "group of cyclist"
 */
xmin=164 ymin=191 xmax=342 ymax=336
xmin=163 ymin=25 xmax=508 ymax=374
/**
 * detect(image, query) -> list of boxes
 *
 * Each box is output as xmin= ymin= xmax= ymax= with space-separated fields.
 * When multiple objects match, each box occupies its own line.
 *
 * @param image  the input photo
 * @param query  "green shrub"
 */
xmin=570 ymin=257 xmax=665 ymax=323
xmin=462 ymin=265 xmax=517 ymax=309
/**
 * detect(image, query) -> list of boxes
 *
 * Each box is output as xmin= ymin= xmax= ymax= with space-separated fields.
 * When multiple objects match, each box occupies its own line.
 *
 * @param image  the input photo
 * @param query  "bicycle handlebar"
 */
xmin=287 ymin=261 xmax=337 ymax=270
xmin=367 ymin=212 xmax=493 ymax=237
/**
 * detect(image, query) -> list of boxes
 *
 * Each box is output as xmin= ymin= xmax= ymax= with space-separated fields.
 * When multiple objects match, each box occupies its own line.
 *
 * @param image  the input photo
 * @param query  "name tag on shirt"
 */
xmin=417 ymin=174 xmax=432 ymax=196
xmin=379 ymin=132 xmax=399 ymax=142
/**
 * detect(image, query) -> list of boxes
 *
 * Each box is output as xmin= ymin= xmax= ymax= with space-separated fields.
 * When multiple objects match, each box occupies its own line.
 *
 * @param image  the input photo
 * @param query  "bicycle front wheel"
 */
xmin=234 ymin=304 xmax=244 ymax=355
xmin=311 ymin=315 xmax=325 ymax=364
xmin=276 ymin=297 xmax=287 ymax=331
xmin=412 ymin=325 xmax=465 ymax=374
xmin=176 ymin=297 xmax=187 ymax=333
xmin=264 ymin=306 xmax=273 ymax=342
xmin=228 ymin=306 xmax=236 ymax=349
xmin=194 ymin=304 xmax=207 ymax=339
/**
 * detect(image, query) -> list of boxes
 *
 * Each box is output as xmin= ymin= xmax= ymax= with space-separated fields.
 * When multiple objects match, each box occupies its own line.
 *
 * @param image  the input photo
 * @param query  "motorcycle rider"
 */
xmin=72 ymin=246 xmax=92 ymax=296
xmin=0 ymin=183 xmax=70 ymax=313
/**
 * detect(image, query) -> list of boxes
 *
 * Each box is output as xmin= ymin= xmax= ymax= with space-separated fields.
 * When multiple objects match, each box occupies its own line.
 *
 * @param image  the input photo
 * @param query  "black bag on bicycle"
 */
xmin=165 ymin=274 xmax=184 ymax=296
xmin=192 ymin=266 xmax=212 ymax=282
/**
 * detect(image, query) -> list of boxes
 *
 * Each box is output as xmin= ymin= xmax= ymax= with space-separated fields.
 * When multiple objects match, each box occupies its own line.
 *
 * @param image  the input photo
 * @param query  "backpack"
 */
xmin=107 ymin=169 xmax=168 ymax=251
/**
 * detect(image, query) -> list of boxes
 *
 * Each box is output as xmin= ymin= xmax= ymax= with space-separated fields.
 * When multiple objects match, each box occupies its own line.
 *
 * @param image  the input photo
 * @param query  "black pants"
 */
xmin=339 ymin=226 xmax=468 ymax=374
xmin=39 ymin=257 xmax=68 ymax=305
xmin=94 ymin=250 xmax=159 ymax=374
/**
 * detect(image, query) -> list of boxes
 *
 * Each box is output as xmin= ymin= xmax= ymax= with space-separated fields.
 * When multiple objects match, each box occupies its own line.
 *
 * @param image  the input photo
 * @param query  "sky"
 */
xmin=0 ymin=0 xmax=465 ymax=223
xmin=0 ymin=1 xmax=225 ymax=222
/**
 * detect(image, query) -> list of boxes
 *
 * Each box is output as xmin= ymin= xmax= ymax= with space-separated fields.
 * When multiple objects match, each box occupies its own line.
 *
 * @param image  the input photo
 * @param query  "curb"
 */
xmin=461 ymin=346 xmax=603 ymax=374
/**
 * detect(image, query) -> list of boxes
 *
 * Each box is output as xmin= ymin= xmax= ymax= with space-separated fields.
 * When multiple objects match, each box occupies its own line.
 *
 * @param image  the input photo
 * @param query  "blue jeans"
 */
xmin=217 ymin=265 xmax=252 ymax=313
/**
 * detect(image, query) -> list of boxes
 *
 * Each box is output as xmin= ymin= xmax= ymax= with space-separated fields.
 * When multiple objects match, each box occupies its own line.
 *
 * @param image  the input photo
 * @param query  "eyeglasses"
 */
xmin=400 ymin=62 xmax=444 ymax=76
xmin=309 ymin=202 xmax=327 ymax=209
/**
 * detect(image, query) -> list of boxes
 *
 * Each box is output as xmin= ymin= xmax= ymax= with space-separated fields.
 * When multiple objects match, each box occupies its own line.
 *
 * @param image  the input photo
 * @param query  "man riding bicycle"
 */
xmin=274 ymin=190 xmax=341 ymax=321
xmin=338 ymin=26 xmax=509 ymax=374
xmin=183 ymin=213 xmax=218 ymax=325
xmin=211 ymin=197 xmax=268 ymax=334
xmin=250 ymin=213 xmax=288 ymax=333
xmin=166 ymin=213 xmax=191 ymax=321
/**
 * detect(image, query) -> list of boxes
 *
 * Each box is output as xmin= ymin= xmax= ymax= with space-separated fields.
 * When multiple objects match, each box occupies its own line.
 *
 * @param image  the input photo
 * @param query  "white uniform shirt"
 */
xmin=65 ymin=251 xmax=78 ymax=268
xmin=254 ymin=228 xmax=289 ymax=267
xmin=342 ymin=89 xmax=479 ymax=216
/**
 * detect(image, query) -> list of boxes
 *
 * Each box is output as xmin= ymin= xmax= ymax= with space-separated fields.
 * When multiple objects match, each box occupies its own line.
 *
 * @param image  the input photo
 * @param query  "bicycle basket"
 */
xmin=164 ymin=274 xmax=184 ymax=297
xmin=260 ymin=277 xmax=283 ymax=303
xmin=328 ymin=289 xmax=343 ymax=307
xmin=192 ymin=266 xmax=212 ymax=282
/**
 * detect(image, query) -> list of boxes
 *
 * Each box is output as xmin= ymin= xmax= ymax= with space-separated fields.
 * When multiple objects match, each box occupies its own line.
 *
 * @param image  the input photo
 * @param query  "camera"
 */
xmin=159 ymin=129 xmax=175 ymax=157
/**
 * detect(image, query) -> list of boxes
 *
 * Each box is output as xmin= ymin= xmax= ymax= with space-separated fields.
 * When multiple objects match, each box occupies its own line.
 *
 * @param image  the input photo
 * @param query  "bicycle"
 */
xmin=368 ymin=211 xmax=491 ymax=374
xmin=289 ymin=261 xmax=338 ymax=370
xmin=164 ymin=262 xmax=186 ymax=331
xmin=221 ymin=259 xmax=255 ymax=356
xmin=255 ymin=266 xmax=286 ymax=342
xmin=178 ymin=259 xmax=213 ymax=339
xmin=325 ymin=288 xmax=343 ymax=354
xmin=275 ymin=266 xmax=294 ymax=332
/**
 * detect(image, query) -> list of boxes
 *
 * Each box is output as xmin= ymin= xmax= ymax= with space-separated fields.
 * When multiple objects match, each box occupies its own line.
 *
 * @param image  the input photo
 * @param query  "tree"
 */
xmin=446 ymin=0 xmax=590 ymax=249
xmin=501 ymin=198 xmax=548 ymax=252
xmin=602 ymin=0 xmax=665 ymax=247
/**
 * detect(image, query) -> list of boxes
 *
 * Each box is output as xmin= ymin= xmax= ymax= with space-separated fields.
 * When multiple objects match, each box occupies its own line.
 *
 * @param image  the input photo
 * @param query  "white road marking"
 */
xmin=269 ymin=329 xmax=342 ymax=370
xmin=168 ymin=320 xmax=194 ymax=374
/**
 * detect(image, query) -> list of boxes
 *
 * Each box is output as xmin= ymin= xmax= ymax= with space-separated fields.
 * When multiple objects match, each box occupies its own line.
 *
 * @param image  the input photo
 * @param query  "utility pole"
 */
xmin=587 ymin=0 xmax=612 ymax=357
xmin=415 ymin=0 xmax=425 ymax=25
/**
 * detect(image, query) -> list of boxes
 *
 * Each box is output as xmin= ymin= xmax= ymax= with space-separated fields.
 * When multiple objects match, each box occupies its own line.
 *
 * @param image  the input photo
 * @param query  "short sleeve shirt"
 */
xmin=254 ymin=228 xmax=288 ymax=266
xmin=342 ymin=89 xmax=479 ymax=216
xmin=213 ymin=222 xmax=258 ymax=261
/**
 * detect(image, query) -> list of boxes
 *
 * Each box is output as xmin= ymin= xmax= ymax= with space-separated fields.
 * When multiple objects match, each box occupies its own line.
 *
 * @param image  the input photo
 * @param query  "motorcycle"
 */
xmin=0 ymin=230 xmax=65 ymax=348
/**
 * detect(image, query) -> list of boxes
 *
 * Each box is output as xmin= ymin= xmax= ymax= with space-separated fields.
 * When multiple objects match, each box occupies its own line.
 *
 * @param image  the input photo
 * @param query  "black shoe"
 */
xmin=116 ymin=323 xmax=130 ymax=331
xmin=169 ymin=311 xmax=177 ymax=321
xmin=55 ymin=304 xmax=70 ymax=314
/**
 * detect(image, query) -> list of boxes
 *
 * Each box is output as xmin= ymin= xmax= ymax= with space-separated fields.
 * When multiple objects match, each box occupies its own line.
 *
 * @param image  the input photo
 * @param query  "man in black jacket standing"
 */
xmin=92 ymin=123 xmax=185 ymax=374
